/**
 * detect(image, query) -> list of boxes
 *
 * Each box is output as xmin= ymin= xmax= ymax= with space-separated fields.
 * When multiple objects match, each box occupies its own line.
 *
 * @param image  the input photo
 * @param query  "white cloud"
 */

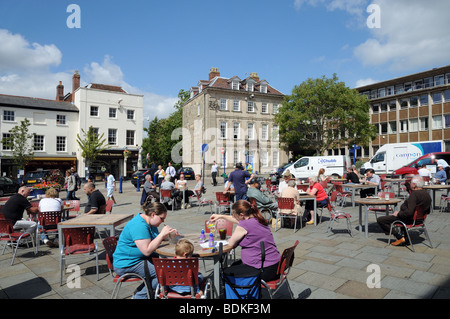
xmin=0 ymin=29 xmax=177 ymax=123
xmin=354 ymin=0 xmax=450 ymax=71
xmin=355 ymin=78 xmax=378 ymax=88
xmin=0 ymin=29 xmax=62 ymax=71
xmin=83 ymin=56 xmax=178 ymax=122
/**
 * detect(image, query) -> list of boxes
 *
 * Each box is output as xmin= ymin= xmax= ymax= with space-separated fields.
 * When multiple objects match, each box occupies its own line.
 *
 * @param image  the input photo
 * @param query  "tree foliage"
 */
xmin=1 ymin=118 xmax=35 ymax=170
xmin=142 ymin=89 xmax=189 ymax=168
xmin=76 ymin=126 xmax=110 ymax=166
xmin=275 ymin=74 xmax=377 ymax=156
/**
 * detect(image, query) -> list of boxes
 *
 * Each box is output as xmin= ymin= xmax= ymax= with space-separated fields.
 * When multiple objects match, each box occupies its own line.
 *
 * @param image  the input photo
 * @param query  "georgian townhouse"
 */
xmin=182 ymin=68 xmax=289 ymax=176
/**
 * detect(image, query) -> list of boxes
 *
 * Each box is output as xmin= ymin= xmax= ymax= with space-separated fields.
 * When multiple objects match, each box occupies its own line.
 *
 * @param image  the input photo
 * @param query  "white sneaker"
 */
xmin=185 ymin=204 xmax=191 ymax=209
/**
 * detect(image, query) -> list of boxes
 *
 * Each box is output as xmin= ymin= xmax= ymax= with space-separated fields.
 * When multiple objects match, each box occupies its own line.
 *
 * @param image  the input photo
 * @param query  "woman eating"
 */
xmin=113 ymin=201 xmax=179 ymax=299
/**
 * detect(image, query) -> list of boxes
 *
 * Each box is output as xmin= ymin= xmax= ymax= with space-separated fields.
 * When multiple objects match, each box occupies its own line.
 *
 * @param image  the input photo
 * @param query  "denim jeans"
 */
xmin=114 ymin=257 xmax=158 ymax=299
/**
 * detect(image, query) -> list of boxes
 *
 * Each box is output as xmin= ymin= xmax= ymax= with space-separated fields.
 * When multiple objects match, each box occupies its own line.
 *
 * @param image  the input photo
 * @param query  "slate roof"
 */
xmin=0 ymin=94 xmax=79 ymax=112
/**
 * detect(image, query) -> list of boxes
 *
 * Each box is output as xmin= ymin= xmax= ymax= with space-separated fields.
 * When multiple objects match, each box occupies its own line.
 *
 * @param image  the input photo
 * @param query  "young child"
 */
xmin=169 ymin=239 xmax=204 ymax=297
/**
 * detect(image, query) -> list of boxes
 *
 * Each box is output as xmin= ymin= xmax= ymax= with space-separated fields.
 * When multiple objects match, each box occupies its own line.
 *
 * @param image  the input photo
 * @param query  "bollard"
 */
xmin=119 ymin=175 xmax=123 ymax=193
xmin=136 ymin=175 xmax=140 ymax=192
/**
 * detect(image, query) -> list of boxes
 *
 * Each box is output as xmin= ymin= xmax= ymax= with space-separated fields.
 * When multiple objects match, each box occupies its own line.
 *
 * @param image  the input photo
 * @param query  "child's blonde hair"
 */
xmin=175 ymin=239 xmax=194 ymax=257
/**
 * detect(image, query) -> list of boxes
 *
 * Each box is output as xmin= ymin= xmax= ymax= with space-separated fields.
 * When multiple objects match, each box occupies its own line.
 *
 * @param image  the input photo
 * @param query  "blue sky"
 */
xmin=1 ymin=0 xmax=450 ymax=123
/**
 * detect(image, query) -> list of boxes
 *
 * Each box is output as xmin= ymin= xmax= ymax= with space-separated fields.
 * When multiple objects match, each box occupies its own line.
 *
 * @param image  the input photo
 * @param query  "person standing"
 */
xmin=245 ymin=161 xmax=253 ymax=174
xmin=104 ymin=171 xmax=117 ymax=205
xmin=224 ymin=163 xmax=252 ymax=201
xmin=65 ymin=169 xmax=76 ymax=201
xmin=70 ymin=166 xmax=81 ymax=200
xmin=211 ymin=161 xmax=218 ymax=186
xmin=154 ymin=165 xmax=165 ymax=187
xmin=166 ymin=162 xmax=176 ymax=183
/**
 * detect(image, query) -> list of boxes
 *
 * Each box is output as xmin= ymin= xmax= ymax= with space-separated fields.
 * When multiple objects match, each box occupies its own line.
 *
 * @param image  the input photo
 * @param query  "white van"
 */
xmin=282 ymin=155 xmax=351 ymax=179
xmin=361 ymin=140 xmax=444 ymax=175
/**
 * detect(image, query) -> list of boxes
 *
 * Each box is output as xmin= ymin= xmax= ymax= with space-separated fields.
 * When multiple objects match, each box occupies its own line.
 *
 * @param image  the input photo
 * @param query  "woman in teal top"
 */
xmin=113 ymin=201 xmax=178 ymax=299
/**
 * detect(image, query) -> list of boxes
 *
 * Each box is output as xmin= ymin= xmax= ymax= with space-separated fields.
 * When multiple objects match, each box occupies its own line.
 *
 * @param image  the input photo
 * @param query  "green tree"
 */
xmin=142 ymin=89 xmax=189 ymax=168
xmin=76 ymin=126 xmax=110 ymax=167
xmin=1 ymin=118 xmax=35 ymax=170
xmin=275 ymin=74 xmax=377 ymax=156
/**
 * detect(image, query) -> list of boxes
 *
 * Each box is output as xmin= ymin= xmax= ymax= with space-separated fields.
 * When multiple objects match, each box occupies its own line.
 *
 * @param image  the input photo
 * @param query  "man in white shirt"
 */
xmin=166 ymin=162 xmax=176 ymax=182
xmin=211 ymin=161 xmax=218 ymax=186
xmin=417 ymin=164 xmax=431 ymax=178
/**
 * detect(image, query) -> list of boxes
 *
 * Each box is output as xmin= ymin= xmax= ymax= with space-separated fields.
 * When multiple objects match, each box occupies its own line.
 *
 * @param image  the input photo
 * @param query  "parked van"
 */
xmin=282 ymin=155 xmax=351 ymax=179
xmin=361 ymin=140 xmax=444 ymax=175
xmin=393 ymin=152 xmax=450 ymax=176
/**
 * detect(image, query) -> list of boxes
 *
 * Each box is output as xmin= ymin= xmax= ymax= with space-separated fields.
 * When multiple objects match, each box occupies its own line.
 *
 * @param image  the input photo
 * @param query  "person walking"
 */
xmin=211 ymin=161 xmax=218 ymax=186
xmin=104 ymin=171 xmax=117 ymax=205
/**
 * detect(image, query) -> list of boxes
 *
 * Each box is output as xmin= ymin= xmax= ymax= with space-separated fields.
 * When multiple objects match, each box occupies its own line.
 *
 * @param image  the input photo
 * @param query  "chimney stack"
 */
xmin=72 ymin=70 xmax=81 ymax=102
xmin=209 ymin=67 xmax=220 ymax=81
xmin=56 ymin=81 xmax=64 ymax=101
xmin=250 ymin=72 xmax=259 ymax=82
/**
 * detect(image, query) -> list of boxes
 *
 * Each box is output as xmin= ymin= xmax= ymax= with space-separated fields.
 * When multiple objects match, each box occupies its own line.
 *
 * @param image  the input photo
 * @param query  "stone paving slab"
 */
xmin=0 ymin=179 xmax=449 ymax=299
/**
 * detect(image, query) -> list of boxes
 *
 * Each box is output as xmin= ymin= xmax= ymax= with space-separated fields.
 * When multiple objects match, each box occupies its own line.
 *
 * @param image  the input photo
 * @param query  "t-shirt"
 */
xmin=106 ymin=175 xmax=115 ymax=188
xmin=84 ymin=189 xmax=106 ymax=213
xmin=113 ymin=214 xmax=159 ymax=269
xmin=346 ymin=172 xmax=360 ymax=183
xmin=311 ymin=182 xmax=328 ymax=201
xmin=228 ymin=169 xmax=251 ymax=194
xmin=2 ymin=194 xmax=31 ymax=224
xmin=238 ymin=218 xmax=280 ymax=269
xmin=39 ymin=198 xmax=63 ymax=212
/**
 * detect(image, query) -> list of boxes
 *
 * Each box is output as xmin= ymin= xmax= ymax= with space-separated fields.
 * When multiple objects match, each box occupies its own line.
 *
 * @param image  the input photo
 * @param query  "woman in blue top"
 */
xmin=113 ymin=201 xmax=178 ymax=299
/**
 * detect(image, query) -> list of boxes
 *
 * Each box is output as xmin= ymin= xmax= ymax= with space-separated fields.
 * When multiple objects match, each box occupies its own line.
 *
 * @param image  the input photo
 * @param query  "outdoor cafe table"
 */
xmin=354 ymin=197 xmax=402 ymax=238
xmin=383 ymin=178 xmax=406 ymax=197
xmin=156 ymin=233 xmax=233 ymax=298
xmin=57 ymin=213 xmax=134 ymax=244
xmin=344 ymin=184 xmax=378 ymax=207
xmin=423 ymin=184 xmax=450 ymax=211
xmin=298 ymin=192 xmax=317 ymax=225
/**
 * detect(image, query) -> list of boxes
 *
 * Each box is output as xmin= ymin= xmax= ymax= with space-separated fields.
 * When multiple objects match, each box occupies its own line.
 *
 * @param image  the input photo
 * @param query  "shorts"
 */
xmin=107 ymin=187 xmax=114 ymax=197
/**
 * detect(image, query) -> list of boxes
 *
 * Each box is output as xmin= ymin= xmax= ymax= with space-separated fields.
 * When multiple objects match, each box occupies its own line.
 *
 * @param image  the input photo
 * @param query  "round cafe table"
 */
xmin=354 ymin=197 xmax=402 ymax=238
xmin=423 ymin=184 xmax=450 ymax=211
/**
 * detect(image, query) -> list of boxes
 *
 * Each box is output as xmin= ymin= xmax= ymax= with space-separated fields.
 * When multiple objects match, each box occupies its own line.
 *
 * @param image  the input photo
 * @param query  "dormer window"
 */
xmin=230 ymin=76 xmax=241 ymax=91
xmin=246 ymin=78 xmax=255 ymax=92
xmin=259 ymin=80 xmax=268 ymax=93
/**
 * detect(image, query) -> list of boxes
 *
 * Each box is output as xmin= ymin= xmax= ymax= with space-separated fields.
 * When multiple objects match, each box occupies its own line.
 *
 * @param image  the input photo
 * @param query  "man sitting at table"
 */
xmin=359 ymin=168 xmax=380 ymax=198
xmin=435 ymin=164 xmax=447 ymax=183
xmin=142 ymin=174 xmax=160 ymax=204
xmin=2 ymin=186 xmax=40 ymax=235
xmin=83 ymin=182 xmax=106 ymax=214
xmin=377 ymin=175 xmax=431 ymax=246
xmin=246 ymin=178 xmax=278 ymax=212
xmin=346 ymin=167 xmax=360 ymax=184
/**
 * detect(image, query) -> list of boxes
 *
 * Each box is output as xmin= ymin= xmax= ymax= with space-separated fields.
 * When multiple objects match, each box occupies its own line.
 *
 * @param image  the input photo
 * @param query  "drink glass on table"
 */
xmin=219 ymin=228 xmax=227 ymax=240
